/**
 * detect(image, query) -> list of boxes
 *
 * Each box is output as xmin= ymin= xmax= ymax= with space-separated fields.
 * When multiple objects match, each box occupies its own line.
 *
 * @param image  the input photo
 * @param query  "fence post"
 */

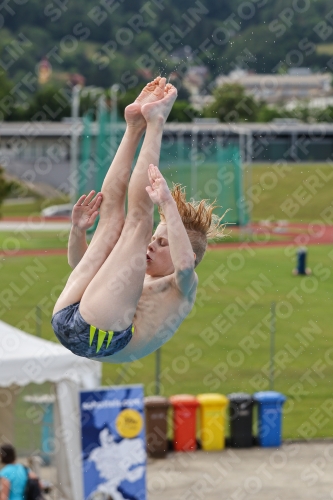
xmin=36 ymin=305 xmax=42 ymax=337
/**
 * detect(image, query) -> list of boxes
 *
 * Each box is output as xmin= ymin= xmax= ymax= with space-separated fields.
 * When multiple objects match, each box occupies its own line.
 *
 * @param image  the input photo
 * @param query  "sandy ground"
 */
xmin=146 ymin=441 xmax=333 ymax=500
xmin=34 ymin=440 xmax=333 ymax=499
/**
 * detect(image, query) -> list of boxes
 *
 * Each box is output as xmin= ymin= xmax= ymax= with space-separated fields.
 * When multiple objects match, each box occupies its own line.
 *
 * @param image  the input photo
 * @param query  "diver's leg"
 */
xmin=53 ymin=78 xmax=167 ymax=315
xmin=79 ymin=84 xmax=178 ymax=331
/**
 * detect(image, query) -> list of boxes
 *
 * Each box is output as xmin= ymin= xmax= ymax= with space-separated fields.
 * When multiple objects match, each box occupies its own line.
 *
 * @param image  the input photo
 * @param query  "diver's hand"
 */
xmin=72 ymin=191 xmax=102 ymax=230
xmin=146 ymin=164 xmax=172 ymax=206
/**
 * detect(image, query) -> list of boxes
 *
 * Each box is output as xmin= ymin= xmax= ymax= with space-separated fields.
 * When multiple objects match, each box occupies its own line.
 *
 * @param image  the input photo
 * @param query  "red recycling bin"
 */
xmin=169 ymin=394 xmax=199 ymax=452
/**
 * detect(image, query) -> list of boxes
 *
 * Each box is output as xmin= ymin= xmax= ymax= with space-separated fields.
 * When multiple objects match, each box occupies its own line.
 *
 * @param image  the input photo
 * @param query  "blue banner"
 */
xmin=80 ymin=385 xmax=146 ymax=500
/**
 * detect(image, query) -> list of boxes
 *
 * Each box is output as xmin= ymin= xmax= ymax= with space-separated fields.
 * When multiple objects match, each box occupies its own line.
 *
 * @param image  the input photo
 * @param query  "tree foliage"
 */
xmin=204 ymin=83 xmax=333 ymax=124
xmin=0 ymin=167 xmax=15 ymax=216
xmin=2 ymin=0 xmax=333 ymax=122
xmin=2 ymin=0 xmax=332 ymax=85
xmin=205 ymin=83 xmax=261 ymax=122
xmin=8 ymin=85 xmax=71 ymax=121
xmin=0 ymin=68 xmax=13 ymax=120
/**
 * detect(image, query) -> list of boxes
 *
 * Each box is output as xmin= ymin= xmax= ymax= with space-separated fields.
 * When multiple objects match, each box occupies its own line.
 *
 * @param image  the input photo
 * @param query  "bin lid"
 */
xmin=254 ymin=391 xmax=286 ymax=404
xmin=144 ymin=396 xmax=170 ymax=408
xmin=227 ymin=392 xmax=253 ymax=403
xmin=169 ymin=394 xmax=199 ymax=408
xmin=197 ymin=393 xmax=229 ymax=406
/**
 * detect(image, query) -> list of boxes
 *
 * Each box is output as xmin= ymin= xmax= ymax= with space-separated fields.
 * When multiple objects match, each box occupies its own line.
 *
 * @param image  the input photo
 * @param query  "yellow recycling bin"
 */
xmin=197 ymin=393 xmax=229 ymax=451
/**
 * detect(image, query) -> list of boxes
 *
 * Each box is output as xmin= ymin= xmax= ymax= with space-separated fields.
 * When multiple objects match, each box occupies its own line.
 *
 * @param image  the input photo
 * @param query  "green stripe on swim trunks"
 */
xmin=89 ymin=325 xmax=96 ymax=346
xmin=90 ymin=326 xmax=112 ymax=352
xmin=90 ymin=324 xmax=133 ymax=352
xmin=106 ymin=331 xmax=114 ymax=348
xmin=97 ymin=329 xmax=108 ymax=353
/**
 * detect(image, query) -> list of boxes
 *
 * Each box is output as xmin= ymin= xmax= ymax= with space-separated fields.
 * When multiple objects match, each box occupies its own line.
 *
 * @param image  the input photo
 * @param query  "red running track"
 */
xmin=0 ymin=222 xmax=332 ymax=258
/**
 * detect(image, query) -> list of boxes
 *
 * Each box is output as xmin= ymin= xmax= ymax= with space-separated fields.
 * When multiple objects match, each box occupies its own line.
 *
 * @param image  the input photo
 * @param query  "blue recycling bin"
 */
xmin=41 ymin=401 xmax=55 ymax=465
xmin=297 ymin=247 xmax=307 ymax=275
xmin=254 ymin=392 xmax=286 ymax=447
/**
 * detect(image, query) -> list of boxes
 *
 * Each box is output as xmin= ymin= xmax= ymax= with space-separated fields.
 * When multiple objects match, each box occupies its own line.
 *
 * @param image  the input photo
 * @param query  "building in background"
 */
xmin=215 ymin=69 xmax=332 ymax=104
xmin=183 ymin=66 xmax=209 ymax=95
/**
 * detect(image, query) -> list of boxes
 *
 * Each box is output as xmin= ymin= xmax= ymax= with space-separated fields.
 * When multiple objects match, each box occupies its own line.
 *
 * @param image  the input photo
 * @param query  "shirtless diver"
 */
xmin=51 ymin=77 xmax=224 ymax=363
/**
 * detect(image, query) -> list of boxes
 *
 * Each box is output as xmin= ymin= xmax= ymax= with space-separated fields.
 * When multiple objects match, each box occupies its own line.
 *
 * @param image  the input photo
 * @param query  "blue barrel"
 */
xmin=41 ymin=402 xmax=54 ymax=465
xmin=297 ymin=247 xmax=307 ymax=275
xmin=254 ymin=392 xmax=286 ymax=447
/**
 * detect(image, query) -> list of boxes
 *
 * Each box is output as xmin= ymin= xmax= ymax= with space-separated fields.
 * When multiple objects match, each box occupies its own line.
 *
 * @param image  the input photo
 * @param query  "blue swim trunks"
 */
xmin=51 ymin=302 xmax=133 ymax=359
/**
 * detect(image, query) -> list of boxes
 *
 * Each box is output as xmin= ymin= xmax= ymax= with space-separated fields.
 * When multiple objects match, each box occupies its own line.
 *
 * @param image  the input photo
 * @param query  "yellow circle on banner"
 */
xmin=116 ymin=409 xmax=143 ymax=439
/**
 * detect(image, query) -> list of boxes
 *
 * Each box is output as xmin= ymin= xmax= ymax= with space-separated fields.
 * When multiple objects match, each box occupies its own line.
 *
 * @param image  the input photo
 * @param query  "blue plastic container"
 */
xmin=41 ymin=402 xmax=55 ymax=465
xmin=254 ymin=391 xmax=286 ymax=447
xmin=297 ymin=247 xmax=307 ymax=275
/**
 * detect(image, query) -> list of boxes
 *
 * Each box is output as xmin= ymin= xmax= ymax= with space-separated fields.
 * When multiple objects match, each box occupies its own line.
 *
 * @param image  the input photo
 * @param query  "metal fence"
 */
xmin=78 ymin=112 xmax=250 ymax=226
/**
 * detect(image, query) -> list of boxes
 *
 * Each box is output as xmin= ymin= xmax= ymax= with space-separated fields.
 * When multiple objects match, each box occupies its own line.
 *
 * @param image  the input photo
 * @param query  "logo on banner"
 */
xmin=80 ymin=385 xmax=146 ymax=500
xmin=116 ymin=409 xmax=143 ymax=438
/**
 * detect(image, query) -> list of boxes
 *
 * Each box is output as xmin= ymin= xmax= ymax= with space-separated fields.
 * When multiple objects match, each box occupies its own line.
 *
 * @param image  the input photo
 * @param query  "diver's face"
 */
xmin=146 ymin=224 xmax=174 ymax=277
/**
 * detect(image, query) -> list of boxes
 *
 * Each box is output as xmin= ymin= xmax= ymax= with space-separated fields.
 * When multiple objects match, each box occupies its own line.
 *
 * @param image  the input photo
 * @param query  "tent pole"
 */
xmin=36 ymin=305 xmax=42 ymax=337
xmin=70 ymin=85 xmax=81 ymax=206
xmin=155 ymin=348 xmax=161 ymax=395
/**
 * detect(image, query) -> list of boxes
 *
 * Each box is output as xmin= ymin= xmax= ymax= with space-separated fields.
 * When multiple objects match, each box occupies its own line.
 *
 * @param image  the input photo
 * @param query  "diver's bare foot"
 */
xmin=124 ymin=77 xmax=166 ymax=129
xmin=136 ymin=77 xmax=166 ymax=105
xmin=141 ymin=84 xmax=178 ymax=126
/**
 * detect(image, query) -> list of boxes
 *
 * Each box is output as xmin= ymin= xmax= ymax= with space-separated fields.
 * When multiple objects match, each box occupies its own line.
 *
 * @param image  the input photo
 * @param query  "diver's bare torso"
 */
xmin=100 ymin=271 xmax=198 ymax=363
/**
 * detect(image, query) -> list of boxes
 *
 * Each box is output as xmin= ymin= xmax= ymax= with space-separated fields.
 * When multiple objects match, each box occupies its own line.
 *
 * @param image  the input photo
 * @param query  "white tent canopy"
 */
xmin=0 ymin=320 xmax=102 ymax=500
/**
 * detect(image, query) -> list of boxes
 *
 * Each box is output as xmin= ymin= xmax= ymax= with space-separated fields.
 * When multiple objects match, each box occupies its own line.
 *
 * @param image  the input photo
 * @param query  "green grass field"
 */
xmin=250 ymin=163 xmax=333 ymax=222
xmin=2 ymin=243 xmax=333 ymax=440
xmin=162 ymin=162 xmax=333 ymax=223
xmin=3 ymin=163 xmax=333 ymax=223
xmin=0 ymin=231 xmax=68 ymax=251
xmin=2 ymin=162 xmax=333 ymax=442
xmin=1 ymin=196 xmax=69 ymax=217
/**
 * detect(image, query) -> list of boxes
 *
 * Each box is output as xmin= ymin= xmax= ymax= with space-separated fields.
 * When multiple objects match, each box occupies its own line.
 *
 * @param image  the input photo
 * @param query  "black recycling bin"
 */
xmin=228 ymin=393 xmax=254 ymax=448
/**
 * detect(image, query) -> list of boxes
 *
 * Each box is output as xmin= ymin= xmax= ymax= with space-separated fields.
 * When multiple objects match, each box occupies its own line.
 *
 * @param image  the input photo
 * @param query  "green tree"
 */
xmin=0 ymin=70 xmax=13 ymax=120
xmin=257 ymin=105 xmax=285 ymax=122
xmin=24 ymin=85 xmax=71 ymax=121
xmin=168 ymin=101 xmax=199 ymax=122
xmin=204 ymin=83 xmax=260 ymax=122
xmin=0 ymin=0 xmax=331 ymax=84
xmin=0 ymin=166 xmax=14 ymax=217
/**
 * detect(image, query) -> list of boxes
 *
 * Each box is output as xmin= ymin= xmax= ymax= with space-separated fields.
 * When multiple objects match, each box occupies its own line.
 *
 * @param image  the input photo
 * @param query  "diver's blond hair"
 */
xmin=158 ymin=184 xmax=226 ymax=266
